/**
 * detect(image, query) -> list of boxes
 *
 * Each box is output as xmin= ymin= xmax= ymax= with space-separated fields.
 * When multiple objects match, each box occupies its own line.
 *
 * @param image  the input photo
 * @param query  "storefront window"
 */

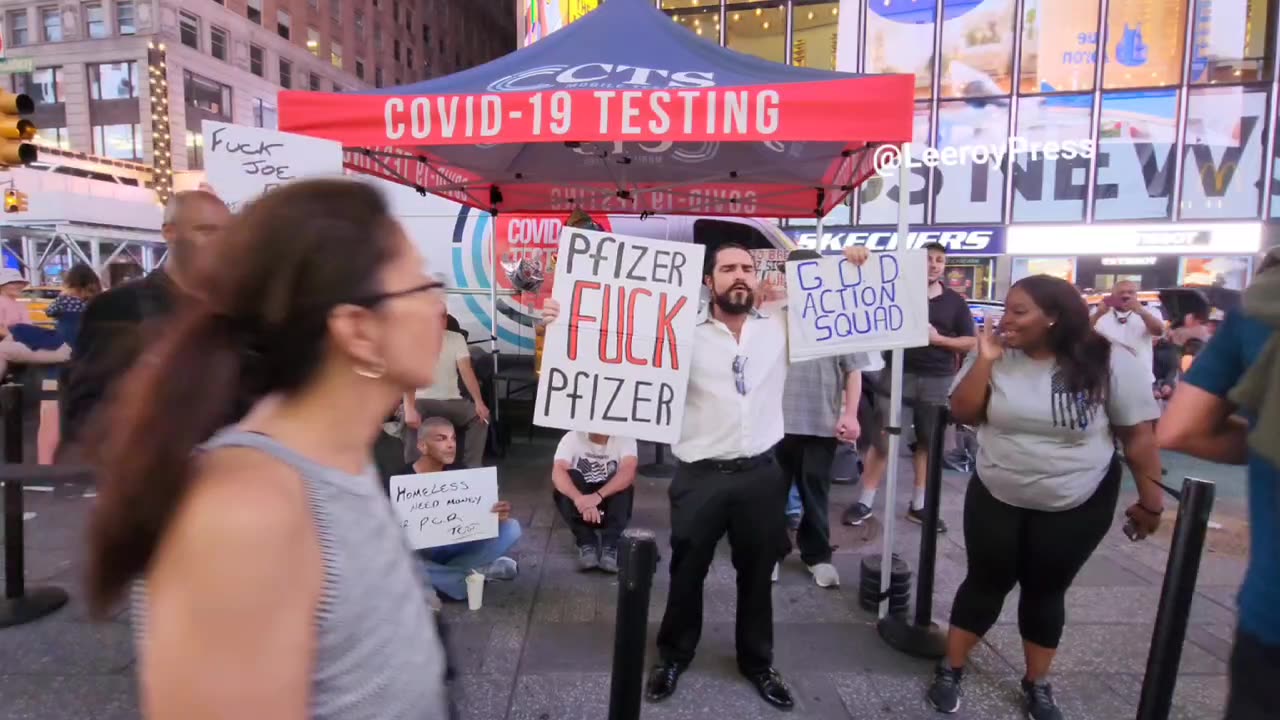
xmin=791 ymin=2 xmax=839 ymax=70
xmin=1180 ymin=85 xmax=1268 ymax=219
xmin=1180 ymin=256 xmax=1253 ymax=289
xmin=857 ymin=101 xmax=931 ymax=225
xmin=1012 ymin=93 xmax=1093 ymax=222
xmin=726 ymin=3 xmax=785 ymax=64
xmin=1093 ymin=89 xmax=1178 ymax=220
xmin=865 ymin=0 xmax=936 ymax=99
xmin=1012 ymin=256 xmax=1076 ymax=284
xmin=940 ymin=0 xmax=1015 ymax=97
xmin=1189 ymin=0 xmax=1271 ymax=84
xmin=669 ymin=7 xmax=719 ymax=45
xmin=1103 ymin=0 xmax=1188 ymax=89
xmin=1019 ymin=0 xmax=1099 ymax=93
xmin=933 ymin=99 xmax=1009 ymax=223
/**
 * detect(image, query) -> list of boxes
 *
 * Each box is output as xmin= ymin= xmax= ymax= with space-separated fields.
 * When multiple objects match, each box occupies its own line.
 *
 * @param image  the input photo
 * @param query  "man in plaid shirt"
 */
xmin=774 ymin=249 xmax=872 ymax=588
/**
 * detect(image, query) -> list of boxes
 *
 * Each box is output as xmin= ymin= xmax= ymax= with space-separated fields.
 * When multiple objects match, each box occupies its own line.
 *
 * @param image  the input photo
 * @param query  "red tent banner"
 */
xmin=278 ymin=0 xmax=913 ymax=218
xmin=282 ymin=77 xmax=910 ymax=148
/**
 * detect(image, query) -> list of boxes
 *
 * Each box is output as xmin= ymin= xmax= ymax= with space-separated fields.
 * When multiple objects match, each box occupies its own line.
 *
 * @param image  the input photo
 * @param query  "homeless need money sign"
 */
xmin=785 ymin=250 xmax=929 ymax=362
xmin=390 ymin=467 xmax=499 ymax=550
xmin=535 ymin=228 xmax=705 ymax=444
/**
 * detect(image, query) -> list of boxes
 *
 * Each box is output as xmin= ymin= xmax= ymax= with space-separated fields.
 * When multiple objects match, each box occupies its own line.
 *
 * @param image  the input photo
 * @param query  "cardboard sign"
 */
xmin=535 ymin=228 xmax=705 ymax=444
xmin=201 ymin=121 xmax=344 ymax=211
xmin=389 ymin=467 xmax=499 ymax=550
xmin=751 ymin=248 xmax=789 ymax=289
xmin=784 ymin=251 xmax=930 ymax=362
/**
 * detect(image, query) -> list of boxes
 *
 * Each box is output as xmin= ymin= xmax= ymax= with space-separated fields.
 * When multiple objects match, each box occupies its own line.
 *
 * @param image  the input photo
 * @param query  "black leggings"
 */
xmin=950 ymin=456 xmax=1121 ymax=649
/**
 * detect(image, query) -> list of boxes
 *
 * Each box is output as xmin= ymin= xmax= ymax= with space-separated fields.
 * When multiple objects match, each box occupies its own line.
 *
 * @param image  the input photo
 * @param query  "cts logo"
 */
xmin=486 ymin=64 xmax=717 ymax=92
xmin=793 ymin=230 xmax=1001 ymax=254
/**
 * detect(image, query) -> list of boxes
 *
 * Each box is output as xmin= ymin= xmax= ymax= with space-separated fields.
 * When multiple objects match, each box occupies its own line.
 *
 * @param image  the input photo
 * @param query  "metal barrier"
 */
xmin=0 ymin=382 xmax=69 ymax=628
xmin=606 ymin=529 xmax=659 ymax=720
xmin=877 ymin=404 xmax=950 ymax=658
xmin=1135 ymin=477 xmax=1215 ymax=720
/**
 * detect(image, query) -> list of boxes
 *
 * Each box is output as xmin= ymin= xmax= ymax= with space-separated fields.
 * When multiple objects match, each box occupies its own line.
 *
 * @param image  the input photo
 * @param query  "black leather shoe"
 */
xmin=745 ymin=668 xmax=795 ymax=710
xmin=645 ymin=661 xmax=685 ymax=702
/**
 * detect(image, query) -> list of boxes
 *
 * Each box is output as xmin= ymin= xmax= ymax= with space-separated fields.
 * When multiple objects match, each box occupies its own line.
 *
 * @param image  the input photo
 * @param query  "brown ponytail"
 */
xmin=84 ymin=309 xmax=245 ymax=616
xmin=83 ymin=179 xmax=400 ymax=618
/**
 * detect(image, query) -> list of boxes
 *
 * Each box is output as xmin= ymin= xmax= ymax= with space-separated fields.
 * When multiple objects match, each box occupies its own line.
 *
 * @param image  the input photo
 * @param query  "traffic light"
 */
xmin=0 ymin=92 xmax=36 ymax=166
xmin=4 ymin=189 xmax=28 ymax=213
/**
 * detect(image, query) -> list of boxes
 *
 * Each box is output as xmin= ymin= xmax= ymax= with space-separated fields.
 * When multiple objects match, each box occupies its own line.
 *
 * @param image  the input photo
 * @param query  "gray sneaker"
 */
xmin=1021 ymin=678 xmax=1064 ymax=720
xmin=481 ymin=556 xmax=518 ymax=581
xmin=577 ymin=544 xmax=600 ymax=571
xmin=926 ymin=663 xmax=963 ymax=713
xmin=599 ymin=546 xmax=619 ymax=573
xmin=843 ymin=502 xmax=873 ymax=526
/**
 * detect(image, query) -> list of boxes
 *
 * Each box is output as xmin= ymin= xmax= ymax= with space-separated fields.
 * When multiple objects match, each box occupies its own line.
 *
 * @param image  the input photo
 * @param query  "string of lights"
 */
xmin=147 ymin=42 xmax=173 ymax=207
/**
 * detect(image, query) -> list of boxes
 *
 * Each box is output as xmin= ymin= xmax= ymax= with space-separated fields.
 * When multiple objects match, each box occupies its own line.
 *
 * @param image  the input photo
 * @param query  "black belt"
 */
xmin=685 ymin=452 xmax=773 ymax=474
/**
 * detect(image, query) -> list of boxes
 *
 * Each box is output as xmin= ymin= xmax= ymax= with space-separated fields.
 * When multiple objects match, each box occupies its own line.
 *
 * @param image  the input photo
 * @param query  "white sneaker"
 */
xmin=807 ymin=562 xmax=840 ymax=588
xmin=771 ymin=563 xmax=780 ymax=583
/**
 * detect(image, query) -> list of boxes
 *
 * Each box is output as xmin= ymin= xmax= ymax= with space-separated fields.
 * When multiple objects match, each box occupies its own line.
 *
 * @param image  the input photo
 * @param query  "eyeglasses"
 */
xmin=732 ymin=355 xmax=748 ymax=396
xmin=347 ymin=279 xmax=446 ymax=308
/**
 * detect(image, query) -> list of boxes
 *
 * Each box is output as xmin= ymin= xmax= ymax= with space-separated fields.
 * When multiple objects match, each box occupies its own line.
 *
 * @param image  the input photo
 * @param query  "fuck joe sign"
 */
xmin=535 ymin=228 xmax=705 ymax=444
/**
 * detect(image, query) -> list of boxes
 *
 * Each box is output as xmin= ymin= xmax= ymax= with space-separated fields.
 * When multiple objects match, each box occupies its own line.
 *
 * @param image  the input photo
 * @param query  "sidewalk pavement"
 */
xmin=0 ymin=437 xmax=1247 ymax=719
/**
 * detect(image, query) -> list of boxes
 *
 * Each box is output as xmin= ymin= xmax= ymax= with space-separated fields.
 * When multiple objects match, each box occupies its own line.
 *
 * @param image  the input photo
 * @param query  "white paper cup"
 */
xmin=465 ymin=571 xmax=485 ymax=611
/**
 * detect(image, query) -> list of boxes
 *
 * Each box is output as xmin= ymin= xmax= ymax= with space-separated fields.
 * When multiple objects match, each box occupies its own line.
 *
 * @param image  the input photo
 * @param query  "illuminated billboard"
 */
xmin=519 ymin=0 xmax=602 ymax=48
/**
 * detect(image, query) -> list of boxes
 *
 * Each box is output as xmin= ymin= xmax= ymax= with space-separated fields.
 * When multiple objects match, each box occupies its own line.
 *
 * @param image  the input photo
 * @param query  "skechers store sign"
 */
xmin=785 ymin=227 xmax=1005 ymax=256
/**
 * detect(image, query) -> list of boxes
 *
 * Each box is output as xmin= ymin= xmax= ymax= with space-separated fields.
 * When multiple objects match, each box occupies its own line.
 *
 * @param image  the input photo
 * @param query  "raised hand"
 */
xmin=977 ymin=316 xmax=1004 ymax=362
xmin=541 ymin=298 xmax=561 ymax=325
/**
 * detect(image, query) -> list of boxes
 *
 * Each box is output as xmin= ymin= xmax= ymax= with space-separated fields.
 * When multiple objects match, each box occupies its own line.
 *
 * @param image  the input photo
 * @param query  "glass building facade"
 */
xmin=657 ymin=0 xmax=1279 ymax=228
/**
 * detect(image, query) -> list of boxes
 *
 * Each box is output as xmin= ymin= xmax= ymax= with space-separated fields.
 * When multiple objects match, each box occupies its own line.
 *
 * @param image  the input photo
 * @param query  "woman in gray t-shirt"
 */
xmin=925 ymin=275 xmax=1167 ymax=720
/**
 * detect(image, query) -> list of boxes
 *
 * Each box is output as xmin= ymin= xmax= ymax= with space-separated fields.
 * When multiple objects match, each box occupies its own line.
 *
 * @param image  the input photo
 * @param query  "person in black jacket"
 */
xmin=60 ymin=191 xmax=229 ymax=454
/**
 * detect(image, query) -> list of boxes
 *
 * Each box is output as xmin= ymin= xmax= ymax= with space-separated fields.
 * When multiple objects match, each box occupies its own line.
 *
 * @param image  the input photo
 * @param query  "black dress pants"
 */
xmin=655 ymin=455 xmax=788 ymax=675
xmin=775 ymin=434 xmax=838 ymax=566
xmin=552 ymin=468 xmax=635 ymax=549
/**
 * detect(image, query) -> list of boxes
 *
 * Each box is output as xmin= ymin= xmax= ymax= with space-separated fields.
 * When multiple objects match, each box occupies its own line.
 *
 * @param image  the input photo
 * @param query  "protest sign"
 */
xmin=201 ymin=121 xmax=344 ymax=211
xmin=751 ymin=248 xmax=789 ymax=289
xmin=784 ymin=250 xmax=929 ymax=362
xmin=535 ymin=228 xmax=705 ymax=444
xmin=389 ymin=467 xmax=499 ymax=550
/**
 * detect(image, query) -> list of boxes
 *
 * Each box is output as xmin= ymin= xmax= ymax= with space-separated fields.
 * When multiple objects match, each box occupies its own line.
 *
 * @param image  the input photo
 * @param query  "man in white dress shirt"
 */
xmin=541 ymin=240 xmax=868 ymax=711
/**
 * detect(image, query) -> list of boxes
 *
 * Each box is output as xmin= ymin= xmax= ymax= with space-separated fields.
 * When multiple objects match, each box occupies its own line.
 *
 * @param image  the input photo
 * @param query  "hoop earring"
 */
xmin=354 ymin=363 xmax=386 ymax=380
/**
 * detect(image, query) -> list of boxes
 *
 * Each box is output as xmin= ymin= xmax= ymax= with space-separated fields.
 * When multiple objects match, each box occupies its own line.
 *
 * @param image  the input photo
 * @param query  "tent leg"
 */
xmin=879 ymin=143 xmax=912 ymax=621
xmin=489 ymin=212 xmax=500 ymax=431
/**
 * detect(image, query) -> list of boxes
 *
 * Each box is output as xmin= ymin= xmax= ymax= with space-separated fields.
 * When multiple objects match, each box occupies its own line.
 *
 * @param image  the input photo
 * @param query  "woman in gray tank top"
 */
xmin=81 ymin=180 xmax=452 ymax=719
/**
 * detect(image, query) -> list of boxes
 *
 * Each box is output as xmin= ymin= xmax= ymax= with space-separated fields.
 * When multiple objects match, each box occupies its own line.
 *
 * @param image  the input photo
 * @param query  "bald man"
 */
xmin=62 ymin=191 xmax=230 ymax=450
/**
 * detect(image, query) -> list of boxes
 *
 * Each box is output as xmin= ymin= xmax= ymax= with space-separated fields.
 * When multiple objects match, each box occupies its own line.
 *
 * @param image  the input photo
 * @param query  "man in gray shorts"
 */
xmin=842 ymin=242 xmax=976 ymax=532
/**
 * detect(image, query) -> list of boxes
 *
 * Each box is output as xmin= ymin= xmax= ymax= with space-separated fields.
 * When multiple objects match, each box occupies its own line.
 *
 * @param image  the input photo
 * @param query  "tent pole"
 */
xmin=879 ymin=143 xmax=910 ymax=620
xmin=489 ymin=211 xmax=500 ymax=426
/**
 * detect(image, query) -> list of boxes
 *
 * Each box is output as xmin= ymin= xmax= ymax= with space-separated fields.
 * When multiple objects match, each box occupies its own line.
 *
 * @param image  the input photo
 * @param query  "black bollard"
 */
xmin=0 ymin=382 xmax=69 ymax=628
xmin=638 ymin=443 xmax=675 ymax=479
xmin=607 ymin=529 xmax=659 ymax=720
xmin=878 ymin=405 xmax=950 ymax=658
xmin=1135 ymin=477 xmax=1215 ymax=720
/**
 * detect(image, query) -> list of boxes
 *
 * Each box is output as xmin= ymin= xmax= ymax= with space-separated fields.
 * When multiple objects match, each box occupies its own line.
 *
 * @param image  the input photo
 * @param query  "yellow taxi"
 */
xmin=19 ymin=286 xmax=61 ymax=327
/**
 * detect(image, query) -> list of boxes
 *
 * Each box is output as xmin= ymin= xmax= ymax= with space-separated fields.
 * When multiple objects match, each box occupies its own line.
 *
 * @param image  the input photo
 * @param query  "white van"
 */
xmin=378 ymin=179 xmax=796 ymax=357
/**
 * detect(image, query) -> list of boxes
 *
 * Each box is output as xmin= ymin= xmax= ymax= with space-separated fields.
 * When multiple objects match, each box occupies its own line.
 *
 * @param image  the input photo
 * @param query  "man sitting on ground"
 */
xmin=395 ymin=417 xmax=521 ymax=602
xmin=551 ymin=431 xmax=638 ymax=573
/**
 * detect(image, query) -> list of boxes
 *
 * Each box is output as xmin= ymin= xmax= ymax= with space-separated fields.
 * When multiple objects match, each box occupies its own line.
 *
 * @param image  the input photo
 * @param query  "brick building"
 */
xmin=0 ymin=0 xmax=514 ymax=173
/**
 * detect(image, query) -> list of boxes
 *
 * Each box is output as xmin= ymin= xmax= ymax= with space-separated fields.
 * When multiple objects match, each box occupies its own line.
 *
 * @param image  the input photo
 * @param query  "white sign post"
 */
xmin=535 ymin=227 xmax=705 ymax=444
xmin=783 ymin=250 xmax=929 ymax=362
xmin=389 ymin=467 xmax=500 ymax=550
xmin=201 ymin=120 xmax=344 ymax=211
